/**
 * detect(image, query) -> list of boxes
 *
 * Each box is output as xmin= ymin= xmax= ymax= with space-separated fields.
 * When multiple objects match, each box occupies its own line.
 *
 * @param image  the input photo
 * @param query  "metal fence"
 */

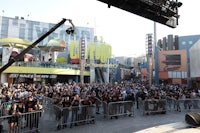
xmin=141 ymin=99 xmax=167 ymax=115
xmin=139 ymin=98 xmax=200 ymax=115
xmin=40 ymin=96 xmax=200 ymax=130
xmin=166 ymin=98 xmax=200 ymax=112
xmin=41 ymin=96 xmax=54 ymax=110
xmin=53 ymin=104 xmax=96 ymax=129
xmin=42 ymin=96 xmax=136 ymax=130
xmin=103 ymin=101 xmax=134 ymax=119
xmin=0 ymin=110 xmax=43 ymax=133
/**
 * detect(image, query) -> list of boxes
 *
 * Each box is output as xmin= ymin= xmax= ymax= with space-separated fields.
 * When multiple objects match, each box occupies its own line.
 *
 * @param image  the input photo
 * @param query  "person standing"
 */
xmin=8 ymin=103 xmax=21 ymax=133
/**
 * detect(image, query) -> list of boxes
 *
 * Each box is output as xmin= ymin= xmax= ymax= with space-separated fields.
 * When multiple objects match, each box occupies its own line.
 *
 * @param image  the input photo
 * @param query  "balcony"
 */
xmin=0 ymin=61 xmax=90 ymax=76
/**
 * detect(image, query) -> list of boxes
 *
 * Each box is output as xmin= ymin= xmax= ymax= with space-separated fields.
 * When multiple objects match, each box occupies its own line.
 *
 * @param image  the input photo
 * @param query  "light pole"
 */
xmin=154 ymin=22 xmax=159 ymax=85
xmin=148 ymin=55 xmax=152 ymax=87
xmin=80 ymin=37 xmax=86 ymax=83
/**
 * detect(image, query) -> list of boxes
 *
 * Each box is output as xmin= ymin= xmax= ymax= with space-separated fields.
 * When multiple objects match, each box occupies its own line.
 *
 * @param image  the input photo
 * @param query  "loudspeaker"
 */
xmin=185 ymin=112 xmax=200 ymax=126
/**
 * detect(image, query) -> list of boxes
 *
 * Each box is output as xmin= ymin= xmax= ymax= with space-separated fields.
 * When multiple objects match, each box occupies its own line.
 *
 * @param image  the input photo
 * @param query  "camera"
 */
xmin=66 ymin=27 xmax=74 ymax=35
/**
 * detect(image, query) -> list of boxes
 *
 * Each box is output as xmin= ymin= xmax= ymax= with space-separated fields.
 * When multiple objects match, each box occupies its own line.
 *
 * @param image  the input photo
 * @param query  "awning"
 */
xmin=38 ymin=39 xmax=66 ymax=51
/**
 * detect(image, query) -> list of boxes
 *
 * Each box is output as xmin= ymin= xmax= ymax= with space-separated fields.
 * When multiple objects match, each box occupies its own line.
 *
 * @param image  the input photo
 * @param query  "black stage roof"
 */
xmin=97 ymin=0 xmax=182 ymax=28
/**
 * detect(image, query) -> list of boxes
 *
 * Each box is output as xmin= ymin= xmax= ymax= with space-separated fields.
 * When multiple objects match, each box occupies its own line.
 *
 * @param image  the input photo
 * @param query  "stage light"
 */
xmin=169 ymin=1 xmax=182 ymax=9
xmin=177 ymin=2 xmax=182 ymax=7
xmin=185 ymin=113 xmax=200 ymax=126
xmin=97 ymin=0 xmax=183 ymax=28
xmin=66 ymin=27 xmax=74 ymax=35
xmin=65 ymin=19 xmax=75 ymax=35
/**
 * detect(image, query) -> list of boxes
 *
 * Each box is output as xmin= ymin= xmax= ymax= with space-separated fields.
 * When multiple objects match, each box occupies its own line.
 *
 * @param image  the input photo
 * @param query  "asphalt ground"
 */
xmin=39 ymin=107 xmax=190 ymax=133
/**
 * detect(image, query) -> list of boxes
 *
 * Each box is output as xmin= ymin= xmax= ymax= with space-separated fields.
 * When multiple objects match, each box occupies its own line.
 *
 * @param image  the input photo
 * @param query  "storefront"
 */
xmin=9 ymin=74 xmax=57 ymax=84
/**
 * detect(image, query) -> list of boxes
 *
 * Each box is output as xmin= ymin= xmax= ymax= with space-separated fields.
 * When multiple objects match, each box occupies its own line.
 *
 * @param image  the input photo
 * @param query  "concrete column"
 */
xmin=0 ymin=73 xmax=8 ymax=83
xmin=80 ymin=59 xmax=85 ymax=83
xmin=2 ymin=47 xmax=12 ymax=65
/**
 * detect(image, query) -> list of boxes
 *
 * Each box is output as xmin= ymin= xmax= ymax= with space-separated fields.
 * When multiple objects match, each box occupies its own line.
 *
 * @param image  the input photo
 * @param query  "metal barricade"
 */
xmin=95 ymin=97 xmax=102 ymax=114
xmin=143 ymin=99 xmax=167 ymax=115
xmin=138 ymin=98 xmax=144 ymax=113
xmin=0 ymin=110 xmax=43 ymax=133
xmin=103 ymin=101 xmax=108 ymax=118
xmin=41 ymin=96 xmax=54 ymax=110
xmin=104 ymin=101 xmax=134 ymax=119
xmin=167 ymin=98 xmax=200 ymax=112
xmin=166 ymin=97 xmax=174 ymax=111
xmin=54 ymin=104 xmax=96 ymax=130
xmin=187 ymin=99 xmax=200 ymax=110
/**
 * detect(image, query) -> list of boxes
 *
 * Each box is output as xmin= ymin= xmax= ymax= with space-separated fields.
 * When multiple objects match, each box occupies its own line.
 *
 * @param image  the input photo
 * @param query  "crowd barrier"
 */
xmin=166 ymin=98 xmax=200 ymax=112
xmin=94 ymin=97 xmax=102 ymax=114
xmin=41 ymin=96 xmax=54 ymax=110
xmin=41 ymin=96 xmax=134 ymax=122
xmin=53 ymin=104 xmax=96 ymax=129
xmin=40 ymin=96 xmax=200 ymax=130
xmin=103 ymin=101 xmax=134 ymax=119
xmin=139 ymin=98 xmax=200 ymax=115
xmin=0 ymin=110 xmax=43 ymax=133
xmin=141 ymin=99 xmax=167 ymax=115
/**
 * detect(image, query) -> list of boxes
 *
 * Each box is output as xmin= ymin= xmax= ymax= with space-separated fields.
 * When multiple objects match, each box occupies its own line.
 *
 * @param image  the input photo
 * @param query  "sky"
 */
xmin=0 ymin=0 xmax=199 ymax=57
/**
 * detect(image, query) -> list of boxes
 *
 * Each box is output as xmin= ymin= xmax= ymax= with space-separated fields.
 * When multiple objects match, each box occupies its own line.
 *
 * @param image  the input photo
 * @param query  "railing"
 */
xmin=0 ymin=110 xmax=43 ymax=133
xmin=39 ymin=96 xmax=200 ymax=131
xmin=94 ymin=97 xmax=102 ymax=114
xmin=166 ymin=98 xmax=200 ymax=112
xmin=41 ymin=96 xmax=97 ymax=129
xmin=139 ymin=98 xmax=200 ymax=115
xmin=41 ymin=96 xmax=54 ymax=111
xmin=103 ymin=101 xmax=134 ymax=119
xmin=1 ymin=96 xmax=199 ymax=132
xmin=141 ymin=99 xmax=167 ymax=115
xmin=53 ymin=104 xmax=96 ymax=129
xmin=0 ymin=61 xmax=80 ymax=69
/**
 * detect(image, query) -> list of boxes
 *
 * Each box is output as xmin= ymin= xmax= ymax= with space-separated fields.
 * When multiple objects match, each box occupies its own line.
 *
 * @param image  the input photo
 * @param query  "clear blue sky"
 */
xmin=0 ymin=0 xmax=198 ymax=57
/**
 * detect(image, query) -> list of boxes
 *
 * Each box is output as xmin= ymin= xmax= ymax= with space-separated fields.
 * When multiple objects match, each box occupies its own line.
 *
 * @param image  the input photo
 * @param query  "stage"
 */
xmin=135 ymin=121 xmax=200 ymax=133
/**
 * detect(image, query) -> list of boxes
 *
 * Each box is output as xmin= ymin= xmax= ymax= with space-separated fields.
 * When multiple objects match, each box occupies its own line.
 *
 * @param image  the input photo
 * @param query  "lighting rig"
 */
xmin=97 ymin=0 xmax=182 ymax=28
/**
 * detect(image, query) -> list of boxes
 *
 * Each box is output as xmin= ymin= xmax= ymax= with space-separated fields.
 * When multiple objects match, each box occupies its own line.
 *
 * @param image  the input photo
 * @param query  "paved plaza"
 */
xmin=39 ymin=108 xmax=189 ymax=133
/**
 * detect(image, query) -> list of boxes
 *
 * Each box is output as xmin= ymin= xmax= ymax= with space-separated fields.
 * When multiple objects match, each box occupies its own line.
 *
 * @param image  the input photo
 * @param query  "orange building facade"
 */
xmin=158 ymin=50 xmax=187 ymax=84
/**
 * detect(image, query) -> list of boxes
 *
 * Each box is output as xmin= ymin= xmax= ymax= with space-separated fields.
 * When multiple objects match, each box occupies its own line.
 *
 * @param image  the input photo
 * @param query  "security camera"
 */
xmin=66 ymin=27 xmax=74 ymax=35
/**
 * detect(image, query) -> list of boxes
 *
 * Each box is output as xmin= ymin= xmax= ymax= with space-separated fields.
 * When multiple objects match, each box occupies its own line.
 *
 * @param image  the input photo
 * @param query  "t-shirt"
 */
xmin=25 ymin=100 xmax=36 ymax=112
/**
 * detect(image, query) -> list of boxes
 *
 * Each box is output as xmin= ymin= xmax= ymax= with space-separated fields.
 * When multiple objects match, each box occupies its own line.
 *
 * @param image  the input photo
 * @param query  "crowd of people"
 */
xmin=44 ymin=82 xmax=136 ymax=128
xmin=42 ymin=81 xmax=200 ymax=123
xmin=0 ymin=83 xmax=43 ymax=133
xmin=0 ymin=81 xmax=200 ymax=131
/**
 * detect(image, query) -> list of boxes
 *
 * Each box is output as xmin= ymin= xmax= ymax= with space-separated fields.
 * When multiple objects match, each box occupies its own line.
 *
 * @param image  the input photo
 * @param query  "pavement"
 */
xmin=39 ymin=107 xmax=191 ymax=133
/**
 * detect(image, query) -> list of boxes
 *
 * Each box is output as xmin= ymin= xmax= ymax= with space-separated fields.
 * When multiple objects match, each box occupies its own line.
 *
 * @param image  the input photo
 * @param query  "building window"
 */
xmin=188 ymin=41 xmax=193 ymax=45
xmin=181 ymin=41 xmax=186 ymax=45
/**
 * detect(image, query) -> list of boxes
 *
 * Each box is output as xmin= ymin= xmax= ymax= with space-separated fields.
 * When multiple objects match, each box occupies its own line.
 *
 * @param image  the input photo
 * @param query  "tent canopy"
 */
xmin=0 ymin=37 xmax=33 ymax=49
xmin=39 ymin=39 xmax=66 ymax=51
xmin=0 ymin=37 xmax=32 ymax=45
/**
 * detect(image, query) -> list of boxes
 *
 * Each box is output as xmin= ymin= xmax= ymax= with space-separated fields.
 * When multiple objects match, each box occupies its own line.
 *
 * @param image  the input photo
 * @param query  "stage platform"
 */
xmin=136 ymin=122 xmax=200 ymax=133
